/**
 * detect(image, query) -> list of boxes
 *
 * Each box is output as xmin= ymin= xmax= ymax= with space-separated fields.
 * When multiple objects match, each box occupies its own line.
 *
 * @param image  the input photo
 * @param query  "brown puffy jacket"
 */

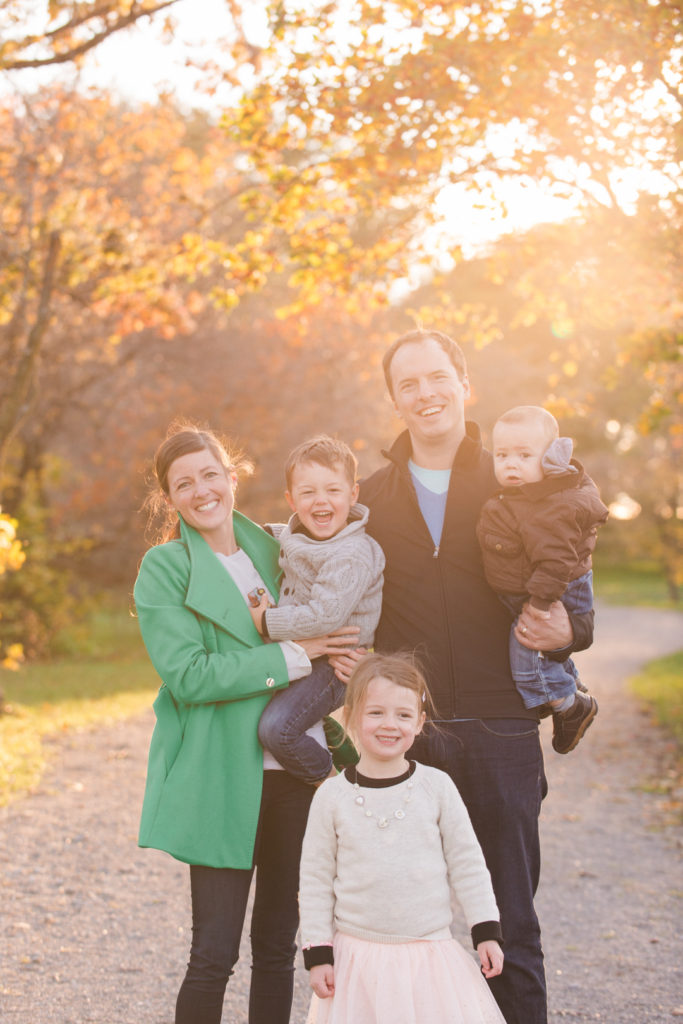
xmin=476 ymin=461 xmax=609 ymax=609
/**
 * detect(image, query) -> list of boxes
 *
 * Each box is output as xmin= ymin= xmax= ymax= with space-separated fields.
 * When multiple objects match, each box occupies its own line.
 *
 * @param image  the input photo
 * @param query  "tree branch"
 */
xmin=1 ymin=1 xmax=179 ymax=71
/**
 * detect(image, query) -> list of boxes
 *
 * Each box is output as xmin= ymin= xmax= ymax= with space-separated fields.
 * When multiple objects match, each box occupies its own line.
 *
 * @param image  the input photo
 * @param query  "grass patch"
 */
xmin=631 ymin=650 xmax=683 ymax=822
xmin=593 ymin=560 xmax=678 ymax=609
xmin=0 ymin=605 xmax=159 ymax=806
xmin=631 ymin=651 xmax=683 ymax=747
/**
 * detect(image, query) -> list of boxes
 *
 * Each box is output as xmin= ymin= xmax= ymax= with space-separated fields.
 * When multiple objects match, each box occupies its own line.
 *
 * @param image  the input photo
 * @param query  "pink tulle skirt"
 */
xmin=305 ymin=932 xmax=506 ymax=1024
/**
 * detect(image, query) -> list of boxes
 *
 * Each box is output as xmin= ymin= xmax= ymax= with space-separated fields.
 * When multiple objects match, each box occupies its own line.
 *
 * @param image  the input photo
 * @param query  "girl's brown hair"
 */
xmin=143 ymin=421 xmax=253 ymax=543
xmin=343 ymin=652 xmax=436 ymax=736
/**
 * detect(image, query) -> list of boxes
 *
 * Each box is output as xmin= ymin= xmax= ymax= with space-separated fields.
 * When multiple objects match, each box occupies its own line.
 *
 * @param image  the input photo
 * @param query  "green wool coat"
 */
xmin=135 ymin=513 xmax=290 ymax=869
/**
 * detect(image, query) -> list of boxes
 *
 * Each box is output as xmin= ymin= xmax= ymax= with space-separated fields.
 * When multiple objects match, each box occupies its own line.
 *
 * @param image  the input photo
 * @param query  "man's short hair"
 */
xmin=285 ymin=435 xmax=358 ymax=490
xmin=382 ymin=329 xmax=468 ymax=397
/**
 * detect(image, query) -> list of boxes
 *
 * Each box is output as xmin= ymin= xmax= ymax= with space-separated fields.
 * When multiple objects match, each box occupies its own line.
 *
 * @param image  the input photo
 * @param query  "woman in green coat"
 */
xmin=134 ymin=424 xmax=356 ymax=1024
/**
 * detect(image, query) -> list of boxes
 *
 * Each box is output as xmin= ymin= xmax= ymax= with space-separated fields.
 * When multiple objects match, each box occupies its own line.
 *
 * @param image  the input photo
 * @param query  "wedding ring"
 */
xmin=520 ymin=626 xmax=528 ymax=635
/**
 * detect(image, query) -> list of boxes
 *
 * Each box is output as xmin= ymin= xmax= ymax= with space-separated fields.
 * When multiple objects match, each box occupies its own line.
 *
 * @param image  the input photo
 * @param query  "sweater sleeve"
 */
xmin=299 ymin=782 xmax=339 ymax=956
xmin=264 ymin=551 xmax=381 ymax=640
xmin=134 ymin=544 xmax=290 ymax=706
xmin=436 ymin=773 xmax=501 ymax=946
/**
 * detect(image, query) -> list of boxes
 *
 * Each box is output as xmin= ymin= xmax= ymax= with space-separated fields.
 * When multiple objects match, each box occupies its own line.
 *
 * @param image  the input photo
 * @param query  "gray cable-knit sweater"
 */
xmin=264 ymin=503 xmax=385 ymax=647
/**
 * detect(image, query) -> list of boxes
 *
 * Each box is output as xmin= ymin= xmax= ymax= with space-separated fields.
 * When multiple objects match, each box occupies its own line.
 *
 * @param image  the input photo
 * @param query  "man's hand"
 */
xmin=310 ymin=963 xmax=335 ymax=998
xmin=296 ymin=628 xmax=362 ymax=661
xmin=515 ymin=600 xmax=573 ymax=652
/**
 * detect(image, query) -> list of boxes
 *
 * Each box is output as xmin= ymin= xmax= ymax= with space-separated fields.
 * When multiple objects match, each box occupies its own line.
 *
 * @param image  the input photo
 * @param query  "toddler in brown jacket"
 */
xmin=477 ymin=406 xmax=608 ymax=754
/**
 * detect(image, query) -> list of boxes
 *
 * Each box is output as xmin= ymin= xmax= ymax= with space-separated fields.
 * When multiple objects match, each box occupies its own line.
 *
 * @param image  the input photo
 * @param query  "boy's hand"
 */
xmin=249 ymin=593 xmax=270 ymax=634
xmin=309 ymin=964 xmax=335 ymax=998
xmin=477 ymin=940 xmax=504 ymax=978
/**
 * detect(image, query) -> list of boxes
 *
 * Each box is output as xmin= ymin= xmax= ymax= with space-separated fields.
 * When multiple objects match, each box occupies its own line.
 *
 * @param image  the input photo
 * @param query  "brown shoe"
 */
xmin=552 ymin=692 xmax=598 ymax=754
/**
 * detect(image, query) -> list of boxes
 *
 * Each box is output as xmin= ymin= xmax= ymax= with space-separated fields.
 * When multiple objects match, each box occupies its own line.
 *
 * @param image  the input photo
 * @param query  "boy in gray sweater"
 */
xmin=250 ymin=435 xmax=385 ymax=784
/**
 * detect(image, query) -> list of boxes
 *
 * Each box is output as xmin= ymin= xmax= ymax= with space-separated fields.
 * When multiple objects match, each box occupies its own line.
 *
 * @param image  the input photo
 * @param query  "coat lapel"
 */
xmin=181 ymin=513 xmax=282 ymax=642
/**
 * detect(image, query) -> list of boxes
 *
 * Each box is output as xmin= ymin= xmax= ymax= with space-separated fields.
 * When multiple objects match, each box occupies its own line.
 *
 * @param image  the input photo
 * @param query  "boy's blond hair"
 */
xmin=495 ymin=405 xmax=559 ymax=450
xmin=284 ymin=435 xmax=358 ymax=489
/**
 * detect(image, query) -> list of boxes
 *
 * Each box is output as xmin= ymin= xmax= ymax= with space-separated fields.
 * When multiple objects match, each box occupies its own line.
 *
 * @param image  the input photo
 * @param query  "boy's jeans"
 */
xmin=258 ymin=657 xmax=345 ymax=783
xmin=501 ymin=571 xmax=594 ymax=710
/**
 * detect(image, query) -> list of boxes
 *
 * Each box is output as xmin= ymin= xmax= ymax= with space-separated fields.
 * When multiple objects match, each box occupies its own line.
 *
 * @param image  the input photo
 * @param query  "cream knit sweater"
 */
xmin=299 ymin=763 xmax=500 ymax=948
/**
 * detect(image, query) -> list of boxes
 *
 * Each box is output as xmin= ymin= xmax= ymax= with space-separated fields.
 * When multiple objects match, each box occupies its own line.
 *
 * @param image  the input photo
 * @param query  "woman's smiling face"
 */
xmin=166 ymin=449 xmax=236 ymax=544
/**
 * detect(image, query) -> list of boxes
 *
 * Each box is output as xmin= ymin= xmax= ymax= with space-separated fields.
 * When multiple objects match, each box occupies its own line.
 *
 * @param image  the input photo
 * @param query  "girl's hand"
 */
xmin=477 ymin=940 xmax=504 ymax=978
xmin=309 ymin=963 xmax=335 ymax=998
xmin=329 ymin=646 xmax=367 ymax=683
xmin=296 ymin=627 xmax=361 ymax=661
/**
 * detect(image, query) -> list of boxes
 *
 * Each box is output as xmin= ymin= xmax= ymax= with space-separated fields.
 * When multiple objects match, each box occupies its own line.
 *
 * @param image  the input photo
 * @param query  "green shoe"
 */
xmin=323 ymin=715 xmax=359 ymax=770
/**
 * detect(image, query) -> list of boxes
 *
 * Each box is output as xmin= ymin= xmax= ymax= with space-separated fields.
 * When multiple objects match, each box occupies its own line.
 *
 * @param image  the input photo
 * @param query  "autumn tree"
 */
xmin=0 ymin=83 xmax=295 ymax=652
xmin=222 ymin=0 xmax=681 ymax=588
xmin=225 ymin=0 xmax=679 ymax=288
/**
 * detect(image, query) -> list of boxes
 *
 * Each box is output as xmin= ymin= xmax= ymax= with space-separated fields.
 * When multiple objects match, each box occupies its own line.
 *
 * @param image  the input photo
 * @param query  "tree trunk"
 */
xmin=0 ymin=231 xmax=61 ymax=494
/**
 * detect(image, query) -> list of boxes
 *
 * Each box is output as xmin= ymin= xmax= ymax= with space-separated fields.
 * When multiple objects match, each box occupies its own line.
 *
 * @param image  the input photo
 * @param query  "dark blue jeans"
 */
xmin=411 ymin=718 xmax=548 ymax=1024
xmin=175 ymin=770 xmax=314 ymax=1024
xmin=501 ymin=571 xmax=594 ymax=709
xmin=257 ymin=658 xmax=345 ymax=783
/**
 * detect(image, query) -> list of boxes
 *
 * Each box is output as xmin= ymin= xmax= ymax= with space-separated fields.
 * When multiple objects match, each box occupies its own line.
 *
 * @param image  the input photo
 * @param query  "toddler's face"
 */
xmin=493 ymin=420 xmax=547 ymax=487
xmin=286 ymin=460 xmax=359 ymax=540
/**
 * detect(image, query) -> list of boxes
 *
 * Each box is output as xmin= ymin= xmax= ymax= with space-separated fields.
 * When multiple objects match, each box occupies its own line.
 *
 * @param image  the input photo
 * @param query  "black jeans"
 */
xmin=411 ymin=718 xmax=548 ymax=1024
xmin=175 ymin=770 xmax=314 ymax=1024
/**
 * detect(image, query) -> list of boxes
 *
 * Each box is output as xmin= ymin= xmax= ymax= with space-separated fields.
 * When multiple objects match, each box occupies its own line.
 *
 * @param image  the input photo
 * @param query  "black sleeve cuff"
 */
xmin=471 ymin=920 xmax=504 ymax=949
xmin=303 ymin=946 xmax=335 ymax=970
xmin=261 ymin=610 xmax=271 ymax=640
xmin=546 ymin=607 xmax=594 ymax=661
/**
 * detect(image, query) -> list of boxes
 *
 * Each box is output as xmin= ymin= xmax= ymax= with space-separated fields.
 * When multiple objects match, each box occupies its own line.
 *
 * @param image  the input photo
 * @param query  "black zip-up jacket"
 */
xmin=359 ymin=424 xmax=595 ymax=720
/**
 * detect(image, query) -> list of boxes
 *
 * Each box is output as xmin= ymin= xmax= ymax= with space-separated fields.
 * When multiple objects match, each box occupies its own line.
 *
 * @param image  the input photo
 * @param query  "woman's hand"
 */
xmin=515 ymin=600 xmax=573 ymax=652
xmin=309 ymin=963 xmax=335 ymax=998
xmin=296 ymin=627 xmax=361 ymax=661
xmin=328 ymin=647 xmax=368 ymax=683
xmin=477 ymin=940 xmax=504 ymax=978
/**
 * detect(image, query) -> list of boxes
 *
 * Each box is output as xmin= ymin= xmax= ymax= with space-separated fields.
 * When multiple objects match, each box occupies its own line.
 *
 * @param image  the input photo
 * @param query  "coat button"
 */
xmin=495 ymin=543 xmax=502 ymax=551
xmin=266 ymin=677 xmax=275 ymax=687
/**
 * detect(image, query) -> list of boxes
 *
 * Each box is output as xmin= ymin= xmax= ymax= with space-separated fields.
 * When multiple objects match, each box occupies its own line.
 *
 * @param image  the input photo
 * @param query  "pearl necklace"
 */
xmin=352 ymin=776 xmax=415 ymax=830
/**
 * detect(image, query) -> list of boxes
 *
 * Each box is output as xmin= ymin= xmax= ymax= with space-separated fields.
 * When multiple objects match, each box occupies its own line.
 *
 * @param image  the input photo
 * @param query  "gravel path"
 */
xmin=1 ymin=603 xmax=682 ymax=1024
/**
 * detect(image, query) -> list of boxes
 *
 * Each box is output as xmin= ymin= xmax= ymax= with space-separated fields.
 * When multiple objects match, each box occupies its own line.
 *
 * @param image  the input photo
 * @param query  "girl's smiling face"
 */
xmin=354 ymin=675 xmax=426 ymax=777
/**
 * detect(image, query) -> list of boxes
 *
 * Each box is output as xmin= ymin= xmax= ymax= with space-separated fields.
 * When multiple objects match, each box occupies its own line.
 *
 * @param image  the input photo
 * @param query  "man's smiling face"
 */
xmin=389 ymin=337 xmax=470 ymax=448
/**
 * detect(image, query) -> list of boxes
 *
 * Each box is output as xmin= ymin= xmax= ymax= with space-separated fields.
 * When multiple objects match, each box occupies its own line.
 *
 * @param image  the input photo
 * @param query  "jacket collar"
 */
xmin=181 ymin=512 xmax=282 ymax=639
xmin=500 ymin=459 xmax=585 ymax=500
xmin=383 ymin=422 xmax=483 ymax=474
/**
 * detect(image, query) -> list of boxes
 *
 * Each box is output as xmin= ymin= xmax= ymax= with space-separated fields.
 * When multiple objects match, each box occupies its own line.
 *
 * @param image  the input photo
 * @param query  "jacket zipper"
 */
xmin=394 ymin=458 xmax=456 ymax=716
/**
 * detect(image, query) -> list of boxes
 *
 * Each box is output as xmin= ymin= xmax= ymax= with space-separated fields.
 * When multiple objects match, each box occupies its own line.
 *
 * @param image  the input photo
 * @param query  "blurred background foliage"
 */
xmin=0 ymin=0 xmax=680 ymax=687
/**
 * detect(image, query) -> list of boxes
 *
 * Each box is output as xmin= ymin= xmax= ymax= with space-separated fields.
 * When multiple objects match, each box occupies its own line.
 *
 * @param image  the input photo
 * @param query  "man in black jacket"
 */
xmin=355 ymin=329 xmax=594 ymax=1024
